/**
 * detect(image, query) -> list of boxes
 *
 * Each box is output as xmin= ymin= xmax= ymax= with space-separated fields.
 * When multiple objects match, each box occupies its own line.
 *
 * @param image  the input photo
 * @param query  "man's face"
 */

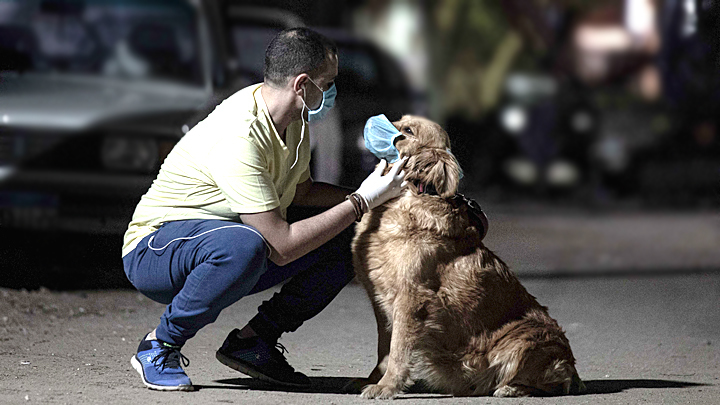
xmin=305 ymin=52 xmax=338 ymax=110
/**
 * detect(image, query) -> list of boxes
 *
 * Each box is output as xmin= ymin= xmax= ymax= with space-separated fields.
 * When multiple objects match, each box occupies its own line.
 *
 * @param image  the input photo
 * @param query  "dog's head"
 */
xmin=391 ymin=115 xmax=461 ymax=198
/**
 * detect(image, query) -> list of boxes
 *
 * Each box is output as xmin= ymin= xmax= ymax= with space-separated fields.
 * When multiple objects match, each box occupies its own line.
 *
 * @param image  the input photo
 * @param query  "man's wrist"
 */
xmin=353 ymin=192 xmax=369 ymax=213
xmin=345 ymin=192 xmax=366 ymax=222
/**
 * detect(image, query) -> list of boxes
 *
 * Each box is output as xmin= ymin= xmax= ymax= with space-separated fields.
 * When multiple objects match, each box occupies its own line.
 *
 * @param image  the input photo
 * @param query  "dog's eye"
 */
xmin=403 ymin=127 xmax=414 ymax=136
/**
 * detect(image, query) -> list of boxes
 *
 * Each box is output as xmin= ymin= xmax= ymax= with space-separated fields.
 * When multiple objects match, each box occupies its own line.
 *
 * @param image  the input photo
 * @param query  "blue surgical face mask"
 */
xmin=363 ymin=114 xmax=403 ymax=163
xmin=302 ymin=78 xmax=337 ymax=122
xmin=292 ymin=78 xmax=337 ymax=172
xmin=364 ymin=114 xmax=465 ymax=179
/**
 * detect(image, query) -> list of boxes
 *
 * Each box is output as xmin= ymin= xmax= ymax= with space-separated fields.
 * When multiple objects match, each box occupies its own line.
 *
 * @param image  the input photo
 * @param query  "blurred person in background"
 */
xmin=122 ymin=27 xmax=406 ymax=391
xmin=451 ymin=0 xmax=718 ymax=200
xmin=571 ymin=0 xmax=720 ymax=198
xmin=572 ymin=0 xmax=662 ymax=100
xmin=656 ymin=0 xmax=720 ymax=157
xmin=438 ymin=0 xmax=592 ymax=192
xmin=571 ymin=0 xmax=720 ymax=107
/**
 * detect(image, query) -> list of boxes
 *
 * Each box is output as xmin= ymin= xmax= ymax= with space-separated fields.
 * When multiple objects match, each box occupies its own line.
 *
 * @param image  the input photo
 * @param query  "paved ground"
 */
xmin=1 ymin=203 xmax=719 ymax=404
xmin=482 ymin=202 xmax=720 ymax=275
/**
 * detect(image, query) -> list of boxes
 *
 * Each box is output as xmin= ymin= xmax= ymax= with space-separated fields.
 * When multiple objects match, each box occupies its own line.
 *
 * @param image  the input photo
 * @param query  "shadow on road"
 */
xmin=200 ymin=377 xmax=356 ymax=394
xmin=201 ymin=377 xmax=708 ymax=397
xmin=583 ymin=379 xmax=709 ymax=394
xmin=202 ymin=377 xmax=451 ymax=396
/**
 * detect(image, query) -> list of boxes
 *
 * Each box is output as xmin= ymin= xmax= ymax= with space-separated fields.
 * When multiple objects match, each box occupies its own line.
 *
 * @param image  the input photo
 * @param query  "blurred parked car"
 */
xmin=0 ymin=0 xmax=413 ymax=237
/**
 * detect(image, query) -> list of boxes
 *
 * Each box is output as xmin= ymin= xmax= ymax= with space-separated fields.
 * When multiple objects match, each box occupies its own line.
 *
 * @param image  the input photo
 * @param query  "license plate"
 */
xmin=0 ymin=192 xmax=59 ymax=208
xmin=0 ymin=192 xmax=59 ymax=229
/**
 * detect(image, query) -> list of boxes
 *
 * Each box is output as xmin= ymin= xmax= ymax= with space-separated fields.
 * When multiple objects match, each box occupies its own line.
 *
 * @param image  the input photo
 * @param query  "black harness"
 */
xmin=413 ymin=182 xmax=488 ymax=240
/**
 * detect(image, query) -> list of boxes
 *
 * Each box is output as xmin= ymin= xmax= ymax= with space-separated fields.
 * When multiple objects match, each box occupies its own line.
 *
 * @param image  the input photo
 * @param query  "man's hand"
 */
xmin=355 ymin=157 xmax=408 ymax=211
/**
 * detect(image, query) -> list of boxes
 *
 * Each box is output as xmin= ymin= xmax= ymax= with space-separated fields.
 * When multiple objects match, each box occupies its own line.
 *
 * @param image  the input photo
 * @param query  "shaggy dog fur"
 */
xmin=351 ymin=115 xmax=584 ymax=399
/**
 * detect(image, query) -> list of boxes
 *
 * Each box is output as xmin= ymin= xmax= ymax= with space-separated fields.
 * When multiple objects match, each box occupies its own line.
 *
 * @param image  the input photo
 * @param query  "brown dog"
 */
xmin=351 ymin=115 xmax=584 ymax=399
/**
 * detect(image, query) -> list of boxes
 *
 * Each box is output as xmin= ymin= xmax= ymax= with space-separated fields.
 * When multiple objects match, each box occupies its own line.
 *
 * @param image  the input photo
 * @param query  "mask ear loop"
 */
xmin=291 ymin=85 xmax=309 ymax=171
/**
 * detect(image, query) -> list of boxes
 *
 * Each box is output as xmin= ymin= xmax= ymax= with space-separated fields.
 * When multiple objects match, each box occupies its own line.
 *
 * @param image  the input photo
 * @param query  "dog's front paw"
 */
xmin=493 ymin=385 xmax=531 ymax=397
xmin=361 ymin=384 xmax=399 ymax=400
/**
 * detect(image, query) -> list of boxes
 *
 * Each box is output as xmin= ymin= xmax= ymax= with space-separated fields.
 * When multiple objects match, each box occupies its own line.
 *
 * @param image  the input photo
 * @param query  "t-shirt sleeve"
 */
xmin=298 ymin=165 xmax=311 ymax=184
xmin=207 ymin=136 xmax=280 ymax=214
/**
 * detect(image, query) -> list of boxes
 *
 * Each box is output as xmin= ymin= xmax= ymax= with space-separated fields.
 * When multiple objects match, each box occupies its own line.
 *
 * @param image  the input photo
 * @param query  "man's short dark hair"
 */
xmin=264 ymin=27 xmax=337 ymax=87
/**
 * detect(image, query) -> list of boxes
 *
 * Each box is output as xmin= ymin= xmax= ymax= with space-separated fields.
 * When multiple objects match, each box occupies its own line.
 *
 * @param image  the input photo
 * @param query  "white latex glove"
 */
xmin=355 ymin=157 xmax=408 ymax=211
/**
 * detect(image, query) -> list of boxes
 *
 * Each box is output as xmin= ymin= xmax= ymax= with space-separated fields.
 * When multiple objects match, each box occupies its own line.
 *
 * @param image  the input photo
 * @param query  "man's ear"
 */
xmin=292 ymin=74 xmax=309 ymax=95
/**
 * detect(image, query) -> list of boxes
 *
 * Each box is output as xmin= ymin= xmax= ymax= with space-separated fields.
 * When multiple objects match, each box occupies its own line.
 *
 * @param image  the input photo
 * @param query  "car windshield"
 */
xmin=0 ymin=0 xmax=202 ymax=86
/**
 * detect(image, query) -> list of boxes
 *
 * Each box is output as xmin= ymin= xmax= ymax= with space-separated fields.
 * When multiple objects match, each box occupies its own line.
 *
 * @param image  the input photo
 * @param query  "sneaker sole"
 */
xmin=130 ymin=355 xmax=194 ymax=391
xmin=215 ymin=351 xmax=310 ymax=388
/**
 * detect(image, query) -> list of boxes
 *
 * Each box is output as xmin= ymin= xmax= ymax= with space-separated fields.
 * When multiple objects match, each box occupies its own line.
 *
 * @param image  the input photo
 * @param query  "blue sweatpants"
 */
xmin=122 ymin=217 xmax=355 ymax=347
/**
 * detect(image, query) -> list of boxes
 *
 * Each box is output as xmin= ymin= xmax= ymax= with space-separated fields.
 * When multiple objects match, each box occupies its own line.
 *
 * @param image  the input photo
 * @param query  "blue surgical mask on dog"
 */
xmin=364 ymin=114 xmax=465 ymax=179
xmin=363 ymin=114 xmax=403 ymax=163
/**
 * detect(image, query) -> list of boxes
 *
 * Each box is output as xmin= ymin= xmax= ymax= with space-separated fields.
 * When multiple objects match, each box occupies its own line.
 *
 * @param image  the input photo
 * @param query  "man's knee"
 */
xmin=206 ymin=225 xmax=269 ymax=275
xmin=227 ymin=228 xmax=267 ymax=257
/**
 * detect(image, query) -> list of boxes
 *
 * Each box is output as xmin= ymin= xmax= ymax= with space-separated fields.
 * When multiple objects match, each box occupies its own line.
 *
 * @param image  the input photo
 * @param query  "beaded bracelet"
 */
xmin=353 ymin=192 xmax=368 ymax=214
xmin=345 ymin=192 xmax=364 ymax=222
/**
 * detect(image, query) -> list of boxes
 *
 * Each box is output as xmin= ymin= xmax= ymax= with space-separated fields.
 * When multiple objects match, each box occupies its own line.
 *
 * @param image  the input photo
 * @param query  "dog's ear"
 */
xmin=409 ymin=148 xmax=461 ymax=198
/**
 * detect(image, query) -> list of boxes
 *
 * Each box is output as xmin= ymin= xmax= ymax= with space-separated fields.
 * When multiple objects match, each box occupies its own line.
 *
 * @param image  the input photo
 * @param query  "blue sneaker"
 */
xmin=130 ymin=334 xmax=193 ymax=391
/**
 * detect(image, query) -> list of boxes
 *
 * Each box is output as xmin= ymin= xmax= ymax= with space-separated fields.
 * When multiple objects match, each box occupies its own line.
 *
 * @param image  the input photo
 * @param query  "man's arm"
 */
xmin=292 ymin=178 xmax=352 ymax=207
xmin=242 ymin=158 xmax=407 ymax=267
xmin=239 ymin=201 xmax=356 ymax=266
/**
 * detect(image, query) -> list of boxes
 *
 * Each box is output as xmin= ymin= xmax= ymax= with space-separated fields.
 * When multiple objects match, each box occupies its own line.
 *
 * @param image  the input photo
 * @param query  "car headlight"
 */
xmin=101 ymin=136 xmax=158 ymax=173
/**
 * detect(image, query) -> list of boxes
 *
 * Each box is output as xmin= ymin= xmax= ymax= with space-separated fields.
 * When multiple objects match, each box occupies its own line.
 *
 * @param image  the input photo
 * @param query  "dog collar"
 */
xmin=451 ymin=193 xmax=489 ymax=240
xmin=411 ymin=186 xmax=489 ymax=239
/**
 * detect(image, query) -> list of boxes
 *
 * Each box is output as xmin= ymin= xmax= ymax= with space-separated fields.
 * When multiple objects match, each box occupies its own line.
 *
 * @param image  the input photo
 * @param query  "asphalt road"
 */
xmin=1 ymin=204 xmax=719 ymax=404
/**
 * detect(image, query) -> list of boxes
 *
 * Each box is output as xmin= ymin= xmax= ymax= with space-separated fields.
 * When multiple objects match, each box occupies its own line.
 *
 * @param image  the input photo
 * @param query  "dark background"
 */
xmin=1 ymin=0 xmax=720 ymax=290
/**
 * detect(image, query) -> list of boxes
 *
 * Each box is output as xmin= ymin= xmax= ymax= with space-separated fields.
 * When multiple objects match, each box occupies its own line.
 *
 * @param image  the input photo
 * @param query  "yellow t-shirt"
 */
xmin=122 ymin=83 xmax=311 ymax=257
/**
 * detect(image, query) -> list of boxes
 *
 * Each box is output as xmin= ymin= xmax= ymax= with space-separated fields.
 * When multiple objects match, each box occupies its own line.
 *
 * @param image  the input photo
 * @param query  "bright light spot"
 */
xmin=572 ymin=111 xmax=593 ymax=133
xmin=501 ymin=106 xmax=527 ymax=135
xmin=0 ymin=166 xmax=16 ymax=181
xmin=546 ymin=160 xmax=579 ymax=186
xmin=504 ymin=158 xmax=537 ymax=185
